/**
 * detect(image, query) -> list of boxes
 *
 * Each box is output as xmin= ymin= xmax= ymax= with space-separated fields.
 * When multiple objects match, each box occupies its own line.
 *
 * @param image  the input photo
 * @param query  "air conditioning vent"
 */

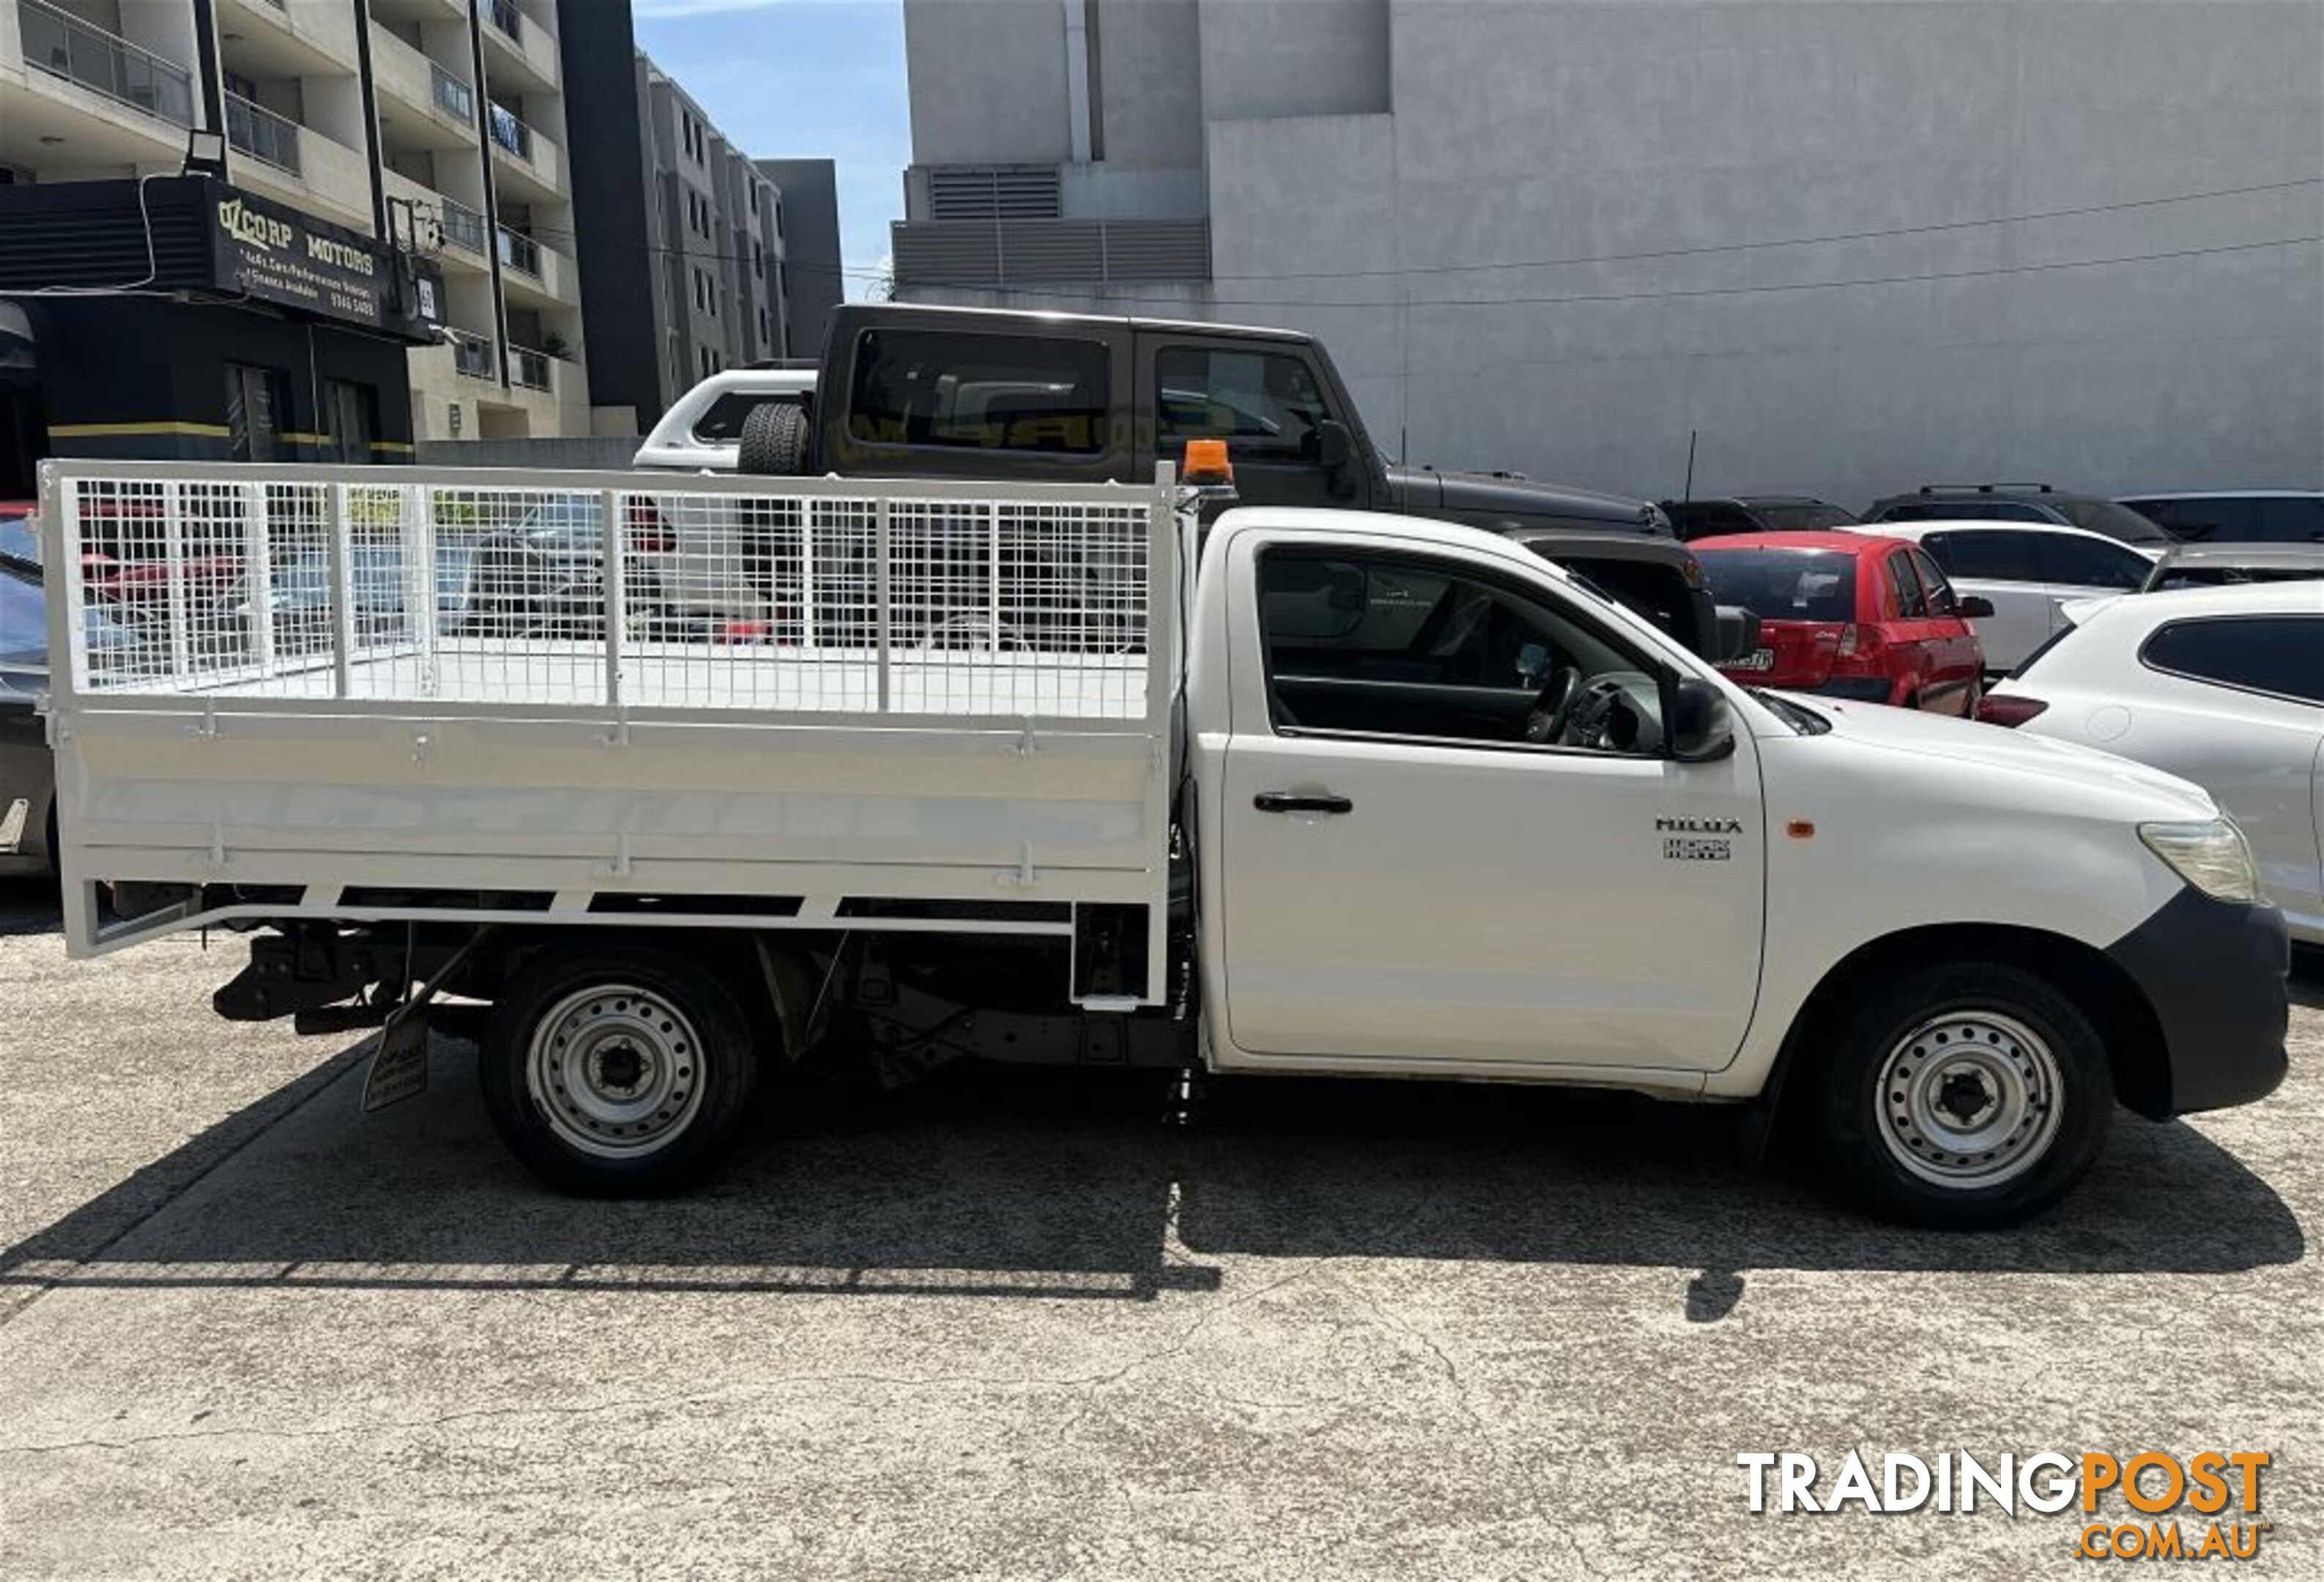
xmin=927 ymin=165 xmax=1063 ymax=221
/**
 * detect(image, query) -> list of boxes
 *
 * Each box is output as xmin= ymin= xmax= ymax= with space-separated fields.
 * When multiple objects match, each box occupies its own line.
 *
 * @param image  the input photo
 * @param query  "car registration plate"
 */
xmin=1724 ymin=647 xmax=1775 ymax=672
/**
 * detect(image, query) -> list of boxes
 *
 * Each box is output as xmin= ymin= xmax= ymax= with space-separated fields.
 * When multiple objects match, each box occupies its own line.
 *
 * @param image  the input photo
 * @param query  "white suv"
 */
xmin=1983 ymin=582 xmax=2324 ymax=944
xmin=628 ymin=369 xmax=817 ymax=631
xmin=1846 ymin=519 xmax=2159 ymax=672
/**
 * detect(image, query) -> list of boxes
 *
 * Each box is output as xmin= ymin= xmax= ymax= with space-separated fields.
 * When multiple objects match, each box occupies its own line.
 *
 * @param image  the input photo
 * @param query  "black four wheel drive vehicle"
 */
xmin=738 ymin=304 xmax=1671 ymax=535
xmin=730 ymin=305 xmax=1756 ymax=656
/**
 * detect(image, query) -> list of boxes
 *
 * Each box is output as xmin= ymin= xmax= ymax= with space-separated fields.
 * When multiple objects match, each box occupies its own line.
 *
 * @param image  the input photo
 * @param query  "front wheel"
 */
xmin=480 ymin=943 xmax=766 ymax=1195
xmin=1806 ymin=962 xmax=2112 ymax=1228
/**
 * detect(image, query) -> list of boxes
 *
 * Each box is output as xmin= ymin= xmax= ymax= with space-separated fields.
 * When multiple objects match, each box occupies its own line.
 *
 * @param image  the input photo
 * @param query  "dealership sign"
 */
xmin=211 ymin=190 xmax=441 ymax=337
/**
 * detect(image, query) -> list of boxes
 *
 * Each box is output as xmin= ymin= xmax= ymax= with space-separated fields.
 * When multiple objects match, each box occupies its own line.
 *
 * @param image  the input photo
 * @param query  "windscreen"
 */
xmin=1695 ymin=549 xmax=1857 ymax=622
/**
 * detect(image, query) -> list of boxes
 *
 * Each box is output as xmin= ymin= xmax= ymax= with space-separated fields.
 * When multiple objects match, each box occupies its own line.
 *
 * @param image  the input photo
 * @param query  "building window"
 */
xmin=223 ymin=363 xmax=291 ymax=462
xmin=322 ymin=379 xmax=379 ymax=464
xmin=758 ymin=308 xmax=770 ymax=343
xmin=749 ymin=184 xmax=758 ymax=215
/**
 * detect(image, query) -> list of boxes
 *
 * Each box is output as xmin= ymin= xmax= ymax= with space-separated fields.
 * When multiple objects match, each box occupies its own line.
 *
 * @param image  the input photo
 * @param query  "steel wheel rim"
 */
xmin=525 ymin=984 xmax=706 ymax=1159
xmin=1874 ymin=1009 xmax=2063 ymax=1189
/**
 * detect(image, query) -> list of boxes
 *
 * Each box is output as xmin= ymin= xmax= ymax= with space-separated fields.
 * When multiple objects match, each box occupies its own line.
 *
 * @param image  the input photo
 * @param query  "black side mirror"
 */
xmin=1314 ymin=420 xmax=1356 ymax=498
xmin=1956 ymin=595 xmax=1996 ymax=618
xmin=1670 ymin=675 xmax=1737 ymax=762
xmin=1714 ymin=605 xmax=1761 ymax=663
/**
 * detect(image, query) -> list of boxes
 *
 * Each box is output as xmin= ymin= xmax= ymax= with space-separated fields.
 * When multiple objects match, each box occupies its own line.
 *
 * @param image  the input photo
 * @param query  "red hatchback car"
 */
xmin=1691 ymin=532 xmax=1991 ymax=713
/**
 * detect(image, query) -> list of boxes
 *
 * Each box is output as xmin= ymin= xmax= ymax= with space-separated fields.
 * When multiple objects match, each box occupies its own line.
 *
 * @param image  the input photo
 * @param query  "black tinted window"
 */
xmin=2256 ymin=499 xmax=2324 ymax=543
xmin=1880 ymin=500 xmax=2049 ymax=524
xmin=1922 ymin=530 xmax=2044 ymax=582
xmin=2051 ymin=497 xmax=2172 ymax=546
xmin=847 ymin=330 xmax=1107 ymax=454
xmin=1909 ymin=549 xmax=1958 ymax=614
xmin=1156 ymin=346 xmax=1330 ymax=462
xmin=1886 ymin=550 xmax=1927 ymax=617
xmin=2141 ymin=617 xmax=2324 ymax=705
xmin=1751 ymin=502 xmax=1857 ymax=531
xmin=1695 ymin=548 xmax=1857 ymax=621
xmin=2038 ymin=535 xmax=2149 ymax=590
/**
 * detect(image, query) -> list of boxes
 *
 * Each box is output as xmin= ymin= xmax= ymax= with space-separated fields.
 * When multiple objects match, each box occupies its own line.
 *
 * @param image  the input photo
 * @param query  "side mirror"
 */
xmin=1714 ymin=605 xmax=1761 ymax=663
xmin=1314 ymin=420 xmax=1357 ymax=498
xmin=1956 ymin=595 xmax=1995 ymax=618
xmin=1670 ymin=675 xmax=1737 ymax=762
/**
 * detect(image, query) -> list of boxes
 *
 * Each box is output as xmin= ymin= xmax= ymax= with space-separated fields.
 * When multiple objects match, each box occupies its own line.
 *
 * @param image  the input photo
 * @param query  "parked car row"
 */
xmin=1662 ymin=483 xmax=2323 ymax=549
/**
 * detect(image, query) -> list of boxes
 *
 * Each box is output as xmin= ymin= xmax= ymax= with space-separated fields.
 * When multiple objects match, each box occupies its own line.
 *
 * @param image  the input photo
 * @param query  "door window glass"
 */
xmin=322 ymin=379 xmax=377 ymax=465
xmin=1258 ymin=549 xmax=1666 ymax=753
xmin=2038 ymin=534 xmax=2149 ymax=590
xmin=1156 ymin=346 xmax=1330 ymax=463
xmin=847 ymin=329 xmax=1108 ymax=454
xmin=2140 ymin=617 xmax=2324 ymax=705
xmin=1919 ymin=530 xmax=2043 ymax=582
xmin=1908 ymin=549 xmax=1958 ymax=614
xmin=223 ymin=363 xmax=290 ymax=463
xmin=1887 ymin=549 xmax=1927 ymax=617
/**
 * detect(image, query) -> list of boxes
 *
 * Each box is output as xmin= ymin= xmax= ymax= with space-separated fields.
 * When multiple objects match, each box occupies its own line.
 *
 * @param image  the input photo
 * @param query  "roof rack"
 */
xmin=1917 ymin=483 xmax=2056 ymax=496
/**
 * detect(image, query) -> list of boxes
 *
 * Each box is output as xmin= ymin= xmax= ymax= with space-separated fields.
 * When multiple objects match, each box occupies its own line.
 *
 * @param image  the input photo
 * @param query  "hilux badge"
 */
xmin=1657 ymin=815 xmax=1740 ymax=861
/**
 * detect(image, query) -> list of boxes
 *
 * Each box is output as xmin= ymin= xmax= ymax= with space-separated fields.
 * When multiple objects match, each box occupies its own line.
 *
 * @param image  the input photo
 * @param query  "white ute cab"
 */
xmin=40 ymin=461 xmax=2291 ymax=1230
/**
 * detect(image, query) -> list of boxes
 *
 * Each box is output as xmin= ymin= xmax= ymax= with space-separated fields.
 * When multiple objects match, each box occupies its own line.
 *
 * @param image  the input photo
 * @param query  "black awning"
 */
xmin=0 ymin=177 xmax=445 ymax=346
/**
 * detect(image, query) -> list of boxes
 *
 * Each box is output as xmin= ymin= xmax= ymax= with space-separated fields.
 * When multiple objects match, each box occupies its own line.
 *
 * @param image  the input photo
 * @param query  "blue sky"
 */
xmin=631 ymin=0 xmax=908 ymax=297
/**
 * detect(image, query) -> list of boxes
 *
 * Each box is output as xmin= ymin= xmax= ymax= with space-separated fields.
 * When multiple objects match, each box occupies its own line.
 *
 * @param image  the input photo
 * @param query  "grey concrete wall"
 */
xmin=916 ymin=0 xmax=2324 ymax=505
xmin=1096 ymin=0 xmax=1205 ymax=166
xmin=905 ymin=0 xmax=1074 ymax=165
xmin=1199 ymin=0 xmax=1391 ymax=122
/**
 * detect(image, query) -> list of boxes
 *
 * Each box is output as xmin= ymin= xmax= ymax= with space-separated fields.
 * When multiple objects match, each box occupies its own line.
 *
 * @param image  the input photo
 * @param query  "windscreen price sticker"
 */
xmin=1739 ymin=1450 xmax=2273 ymax=1562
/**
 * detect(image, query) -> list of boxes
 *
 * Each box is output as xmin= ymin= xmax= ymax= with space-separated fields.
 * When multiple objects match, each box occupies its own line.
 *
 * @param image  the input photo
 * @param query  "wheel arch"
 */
xmin=467 ymin=925 xmax=823 ymax=1064
xmin=1760 ymin=921 xmax=2170 ymax=1144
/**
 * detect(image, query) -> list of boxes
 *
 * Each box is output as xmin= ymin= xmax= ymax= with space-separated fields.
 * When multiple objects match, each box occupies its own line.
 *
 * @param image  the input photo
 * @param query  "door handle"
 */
xmin=1254 ymin=791 xmax=1354 ymax=814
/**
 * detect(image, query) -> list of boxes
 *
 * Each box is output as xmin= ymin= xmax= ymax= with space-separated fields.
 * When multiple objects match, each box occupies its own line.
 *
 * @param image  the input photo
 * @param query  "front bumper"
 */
xmin=2106 ymin=888 xmax=2290 ymax=1115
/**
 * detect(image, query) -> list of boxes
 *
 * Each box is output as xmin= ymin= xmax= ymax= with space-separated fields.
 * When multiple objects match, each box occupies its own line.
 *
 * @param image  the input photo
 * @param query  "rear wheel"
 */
xmin=480 ymin=943 xmax=766 ymax=1195
xmin=1806 ymin=961 xmax=2112 ymax=1228
xmin=738 ymin=399 xmax=810 ymax=476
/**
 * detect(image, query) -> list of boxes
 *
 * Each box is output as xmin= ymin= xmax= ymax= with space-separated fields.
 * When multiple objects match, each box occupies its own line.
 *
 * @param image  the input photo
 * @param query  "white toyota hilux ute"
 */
xmin=40 ymin=461 xmax=2291 ymax=1230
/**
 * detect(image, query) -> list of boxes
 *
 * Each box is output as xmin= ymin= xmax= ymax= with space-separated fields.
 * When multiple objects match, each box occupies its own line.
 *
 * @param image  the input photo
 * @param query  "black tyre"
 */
xmin=737 ymin=399 xmax=810 ymax=477
xmin=1806 ymin=961 xmax=2112 ymax=1229
xmin=479 ymin=942 xmax=768 ymax=1196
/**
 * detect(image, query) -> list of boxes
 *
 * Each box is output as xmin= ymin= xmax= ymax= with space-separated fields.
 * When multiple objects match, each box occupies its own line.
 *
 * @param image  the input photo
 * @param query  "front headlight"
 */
xmin=2139 ymin=819 xmax=2262 ymax=903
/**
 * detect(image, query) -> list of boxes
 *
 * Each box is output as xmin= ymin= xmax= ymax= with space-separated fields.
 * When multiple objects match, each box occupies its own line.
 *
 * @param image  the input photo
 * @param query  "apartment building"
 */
xmin=560 ymin=3 xmax=790 ymax=434
xmin=0 ymin=0 xmax=594 ymax=487
xmin=753 ymin=157 xmax=842 ymax=360
xmin=896 ymin=0 xmax=2324 ymax=505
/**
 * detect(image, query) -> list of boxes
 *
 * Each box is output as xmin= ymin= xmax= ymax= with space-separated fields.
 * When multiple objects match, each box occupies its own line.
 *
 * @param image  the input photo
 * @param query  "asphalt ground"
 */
xmin=1 ymin=880 xmax=2318 ymax=1579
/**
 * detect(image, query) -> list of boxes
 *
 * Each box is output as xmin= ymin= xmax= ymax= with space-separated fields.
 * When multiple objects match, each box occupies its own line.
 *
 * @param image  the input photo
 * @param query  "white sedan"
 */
xmin=1845 ymin=519 xmax=2161 ymax=672
xmin=1983 ymin=583 xmax=2324 ymax=943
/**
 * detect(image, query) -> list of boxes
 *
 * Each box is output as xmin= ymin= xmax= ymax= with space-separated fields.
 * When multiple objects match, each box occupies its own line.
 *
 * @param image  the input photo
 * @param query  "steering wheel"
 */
xmin=1523 ymin=666 xmax=1585 ymax=744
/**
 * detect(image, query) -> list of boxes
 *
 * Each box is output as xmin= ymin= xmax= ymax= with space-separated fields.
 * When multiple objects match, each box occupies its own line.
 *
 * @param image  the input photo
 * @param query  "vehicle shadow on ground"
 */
xmin=1 ymin=995 xmax=2307 ymax=1322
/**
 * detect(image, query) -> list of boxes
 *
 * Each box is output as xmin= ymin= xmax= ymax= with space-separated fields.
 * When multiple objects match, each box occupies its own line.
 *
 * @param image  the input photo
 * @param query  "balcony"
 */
xmin=450 ymin=330 xmax=496 ymax=381
xmin=367 ymin=23 xmax=475 ymax=145
xmin=497 ymin=225 xmax=540 ymax=276
xmin=218 ymin=0 xmax=359 ymax=75
xmin=508 ymin=343 xmax=552 ymax=392
xmin=486 ymin=103 xmax=563 ymax=196
xmin=225 ymin=98 xmax=374 ymax=228
xmin=16 ymin=0 xmax=196 ymax=130
xmin=442 ymin=198 xmax=488 ymax=259
xmin=226 ymin=90 xmax=301 ymax=175
xmin=433 ymin=62 xmax=474 ymax=125
xmin=478 ymin=0 xmax=560 ymax=90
